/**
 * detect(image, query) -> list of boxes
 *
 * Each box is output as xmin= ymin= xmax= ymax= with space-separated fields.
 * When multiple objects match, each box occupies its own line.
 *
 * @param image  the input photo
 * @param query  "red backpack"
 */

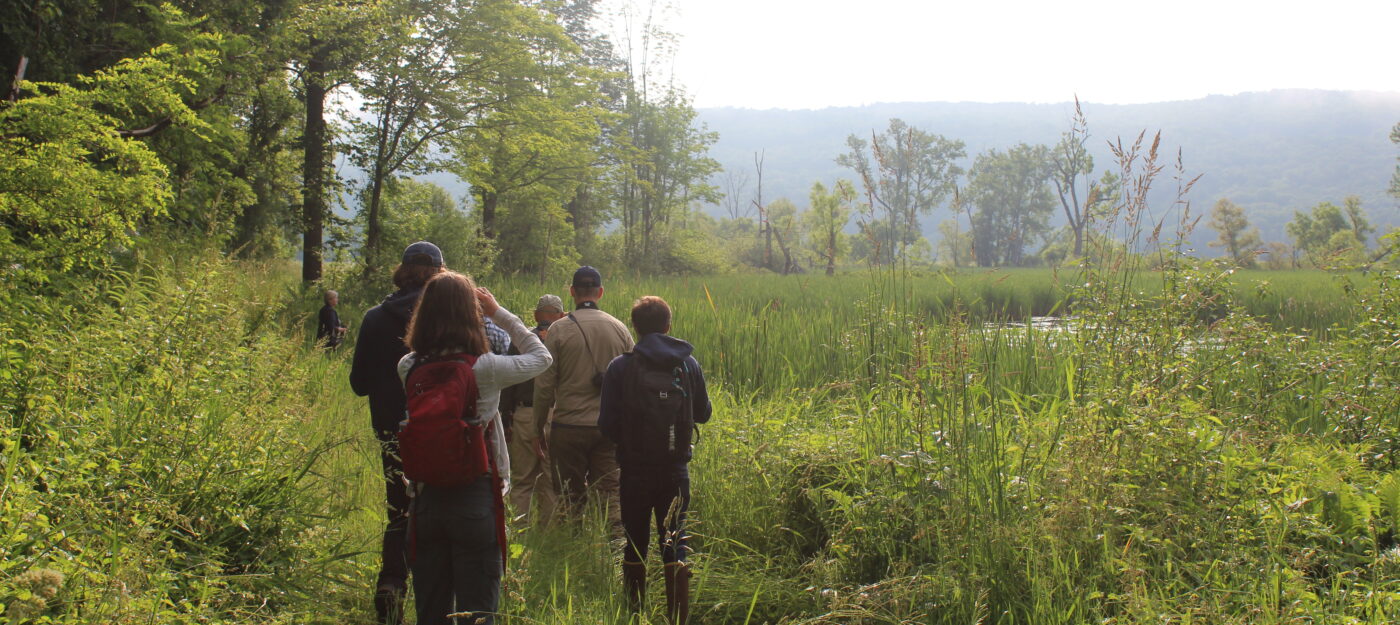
xmin=399 ymin=354 xmax=489 ymax=485
xmin=400 ymin=353 xmax=509 ymax=569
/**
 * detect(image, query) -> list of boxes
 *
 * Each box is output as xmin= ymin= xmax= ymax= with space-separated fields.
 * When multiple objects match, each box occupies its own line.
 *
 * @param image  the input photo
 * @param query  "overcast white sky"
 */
xmin=611 ymin=0 xmax=1398 ymax=109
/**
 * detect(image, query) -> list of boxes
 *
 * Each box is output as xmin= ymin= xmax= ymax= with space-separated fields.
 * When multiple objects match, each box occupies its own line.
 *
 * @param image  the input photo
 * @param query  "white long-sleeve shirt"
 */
xmin=397 ymin=306 xmax=552 ymax=490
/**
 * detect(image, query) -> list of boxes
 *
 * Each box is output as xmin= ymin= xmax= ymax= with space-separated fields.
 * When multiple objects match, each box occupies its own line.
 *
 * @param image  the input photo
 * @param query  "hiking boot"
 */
xmin=373 ymin=584 xmax=406 ymax=625
xmin=623 ymin=561 xmax=647 ymax=616
xmin=662 ymin=561 xmax=691 ymax=625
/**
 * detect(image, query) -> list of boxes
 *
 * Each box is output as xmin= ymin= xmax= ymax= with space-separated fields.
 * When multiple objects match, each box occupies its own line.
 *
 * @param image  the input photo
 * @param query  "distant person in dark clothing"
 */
xmin=599 ymin=296 xmax=711 ymax=625
xmin=317 ymin=290 xmax=347 ymax=349
xmin=349 ymin=241 xmax=446 ymax=625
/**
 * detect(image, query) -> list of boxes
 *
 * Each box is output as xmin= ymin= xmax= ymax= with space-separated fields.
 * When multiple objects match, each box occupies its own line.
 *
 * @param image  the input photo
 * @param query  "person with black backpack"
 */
xmin=598 ymin=296 xmax=712 ymax=625
xmin=395 ymin=271 xmax=551 ymax=625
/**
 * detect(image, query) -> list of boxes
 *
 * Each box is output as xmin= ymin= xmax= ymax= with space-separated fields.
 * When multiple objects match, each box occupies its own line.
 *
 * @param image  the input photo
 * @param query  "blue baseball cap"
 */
xmin=571 ymin=265 xmax=602 ymax=288
xmin=402 ymin=241 xmax=443 ymax=267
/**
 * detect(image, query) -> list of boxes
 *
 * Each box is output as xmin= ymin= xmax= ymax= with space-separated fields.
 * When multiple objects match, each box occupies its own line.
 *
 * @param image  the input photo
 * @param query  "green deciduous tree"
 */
xmin=449 ymin=54 xmax=603 ymax=244
xmin=1 ymin=41 xmax=216 ymax=282
xmin=372 ymin=178 xmax=493 ymax=278
xmin=352 ymin=0 xmax=573 ymax=274
xmin=964 ymin=143 xmax=1056 ymax=266
xmin=611 ymin=90 xmax=721 ymax=267
xmin=1207 ymin=198 xmax=1262 ymax=266
xmin=936 ymin=219 xmax=973 ymax=268
xmin=1342 ymin=195 xmax=1374 ymax=244
xmin=837 ymin=118 xmax=965 ymax=265
xmin=765 ymin=197 xmax=804 ymax=274
xmin=805 ymin=180 xmax=854 ymax=276
xmin=1286 ymin=197 xmax=1372 ymax=266
xmin=232 ymin=75 xmax=303 ymax=260
xmin=292 ymin=0 xmax=383 ymax=282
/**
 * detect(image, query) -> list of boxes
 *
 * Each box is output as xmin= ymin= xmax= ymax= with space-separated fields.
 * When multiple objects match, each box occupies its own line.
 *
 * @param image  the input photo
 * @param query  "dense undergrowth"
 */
xmin=1 ymin=255 xmax=384 ymax=623
xmin=2 ymin=245 xmax=1398 ymax=623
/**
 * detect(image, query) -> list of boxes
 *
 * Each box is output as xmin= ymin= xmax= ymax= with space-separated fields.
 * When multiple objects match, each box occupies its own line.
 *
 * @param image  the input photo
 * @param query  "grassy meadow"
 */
xmin=3 ymin=254 xmax=1398 ymax=624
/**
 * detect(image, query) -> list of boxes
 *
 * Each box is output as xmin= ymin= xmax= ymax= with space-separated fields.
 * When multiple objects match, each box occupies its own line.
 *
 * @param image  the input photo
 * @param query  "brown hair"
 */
xmin=393 ymin=258 xmax=445 ymax=291
xmin=404 ymin=271 xmax=488 ymax=356
xmin=631 ymin=295 xmax=671 ymax=336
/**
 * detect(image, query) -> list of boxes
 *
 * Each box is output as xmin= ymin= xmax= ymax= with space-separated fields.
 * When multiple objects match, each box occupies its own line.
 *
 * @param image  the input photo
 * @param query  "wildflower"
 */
xmin=7 ymin=568 xmax=65 ymax=618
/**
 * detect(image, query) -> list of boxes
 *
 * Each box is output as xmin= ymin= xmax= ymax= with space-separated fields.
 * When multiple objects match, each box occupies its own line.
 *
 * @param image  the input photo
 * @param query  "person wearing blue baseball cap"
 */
xmin=349 ymin=241 xmax=447 ymax=624
xmin=532 ymin=266 xmax=634 ymax=528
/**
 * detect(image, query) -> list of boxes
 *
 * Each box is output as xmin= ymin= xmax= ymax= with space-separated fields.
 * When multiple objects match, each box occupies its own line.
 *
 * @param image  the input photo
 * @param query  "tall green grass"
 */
xmin=0 ymin=255 xmax=390 ymax=624
xmin=4 ymin=245 xmax=1396 ymax=624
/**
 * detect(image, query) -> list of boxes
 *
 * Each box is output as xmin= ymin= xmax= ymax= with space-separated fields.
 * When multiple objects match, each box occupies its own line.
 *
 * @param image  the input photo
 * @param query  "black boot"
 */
xmin=662 ymin=562 xmax=691 ymax=625
xmin=373 ymin=584 xmax=406 ymax=625
xmin=623 ymin=561 xmax=647 ymax=616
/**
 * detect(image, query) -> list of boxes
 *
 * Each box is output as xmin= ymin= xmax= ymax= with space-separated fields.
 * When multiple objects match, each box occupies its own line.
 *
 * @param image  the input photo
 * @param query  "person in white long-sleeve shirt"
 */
xmin=395 ymin=271 xmax=551 ymax=625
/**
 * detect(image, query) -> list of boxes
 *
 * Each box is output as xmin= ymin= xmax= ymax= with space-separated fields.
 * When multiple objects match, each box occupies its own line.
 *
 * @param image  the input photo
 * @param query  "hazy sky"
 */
xmin=620 ymin=0 xmax=1398 ymax=109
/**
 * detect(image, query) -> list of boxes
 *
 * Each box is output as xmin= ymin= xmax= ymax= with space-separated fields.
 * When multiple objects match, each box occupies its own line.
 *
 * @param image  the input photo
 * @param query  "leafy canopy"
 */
xmin=1 ymin=37 xmax=219 ymax=282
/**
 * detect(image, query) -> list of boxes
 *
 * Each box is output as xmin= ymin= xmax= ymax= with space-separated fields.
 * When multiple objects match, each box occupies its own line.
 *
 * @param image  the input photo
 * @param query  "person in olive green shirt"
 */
xmin=533 ymin=266 xmax=633 ymax=524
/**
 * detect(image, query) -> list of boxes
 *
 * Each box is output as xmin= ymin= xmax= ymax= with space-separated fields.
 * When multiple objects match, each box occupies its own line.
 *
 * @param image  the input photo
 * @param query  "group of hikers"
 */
xmin=336 ymin=241 xmax=711 ymax=625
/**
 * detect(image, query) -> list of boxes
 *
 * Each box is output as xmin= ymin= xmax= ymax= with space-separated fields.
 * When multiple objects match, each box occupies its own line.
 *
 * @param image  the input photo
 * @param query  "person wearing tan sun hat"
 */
xmin=498 ymin=294 xmax=566 ymax=521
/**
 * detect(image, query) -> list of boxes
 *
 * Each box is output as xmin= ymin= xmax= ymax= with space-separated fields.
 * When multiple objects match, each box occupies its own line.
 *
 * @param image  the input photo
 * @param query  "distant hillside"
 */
xmin=696 ymin=90 xmax=1400 ymax=250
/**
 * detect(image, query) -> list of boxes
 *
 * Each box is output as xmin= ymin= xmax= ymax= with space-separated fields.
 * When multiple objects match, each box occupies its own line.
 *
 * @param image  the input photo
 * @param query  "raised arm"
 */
xmin=482 ymin=306 xmax=551 ymax=388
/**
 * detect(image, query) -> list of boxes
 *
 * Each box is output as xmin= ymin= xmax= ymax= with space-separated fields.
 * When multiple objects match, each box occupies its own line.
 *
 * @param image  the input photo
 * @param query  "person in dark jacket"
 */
xmin=317 ymin=290 xmax=347 ymax=349
xmin=598 ymin=296 xmax=711 ymax=625
xmin=349 ymin=241 xmax=446 ymax=625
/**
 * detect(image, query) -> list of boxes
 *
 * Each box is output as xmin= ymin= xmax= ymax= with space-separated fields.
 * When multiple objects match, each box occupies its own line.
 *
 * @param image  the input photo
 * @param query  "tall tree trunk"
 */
xmin=364 ymin=162 xmax=386 ymax=277
xmin=300 ymin=43 xmax=328 ymax=283
xmin=481 ymin=190 xmax=498 ymax=239
xmin=9 ymin=56 xmax=28 ymax=102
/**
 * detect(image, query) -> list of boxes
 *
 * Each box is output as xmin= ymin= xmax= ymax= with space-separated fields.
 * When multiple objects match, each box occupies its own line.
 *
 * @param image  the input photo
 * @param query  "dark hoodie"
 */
xmin=349 ymin=289 xmax=422 ymax=432
xmin=599 ymin=332 xmax=712 ymax=469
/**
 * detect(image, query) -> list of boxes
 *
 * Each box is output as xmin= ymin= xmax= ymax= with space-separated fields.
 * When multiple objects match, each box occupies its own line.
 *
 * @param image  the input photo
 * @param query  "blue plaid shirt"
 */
xmin=485 ymin=318 xmax=510 ymax=355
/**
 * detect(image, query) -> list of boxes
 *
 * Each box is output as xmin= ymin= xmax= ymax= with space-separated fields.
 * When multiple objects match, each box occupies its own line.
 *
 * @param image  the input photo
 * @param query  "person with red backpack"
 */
xmin=396 ymin=271 xmax=551 ymax=625
xmin=598 ymin=296 xmax=712 ymax=625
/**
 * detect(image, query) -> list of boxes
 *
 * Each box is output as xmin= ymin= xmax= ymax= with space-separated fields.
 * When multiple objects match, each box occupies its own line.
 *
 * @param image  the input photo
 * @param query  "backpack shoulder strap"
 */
xmin=680 ymin=360 xmax=700 ymax=443
xmin=568 ymin=313 xmax=602 ymax=378
xmin=404 ymin=353 xmax=432 ymax=385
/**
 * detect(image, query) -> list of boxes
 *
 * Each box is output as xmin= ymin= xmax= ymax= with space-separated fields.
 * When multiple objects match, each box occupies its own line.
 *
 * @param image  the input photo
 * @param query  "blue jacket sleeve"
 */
xmin=687 ymin=356 xmax=711 ymax=424
xmin=598 ymin=355 xmax=628 ymax=443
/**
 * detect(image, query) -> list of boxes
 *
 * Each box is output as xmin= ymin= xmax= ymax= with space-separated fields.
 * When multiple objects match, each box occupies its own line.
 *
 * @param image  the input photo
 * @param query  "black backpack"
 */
xmin=623 ymin=354 xmax=697 ymax=465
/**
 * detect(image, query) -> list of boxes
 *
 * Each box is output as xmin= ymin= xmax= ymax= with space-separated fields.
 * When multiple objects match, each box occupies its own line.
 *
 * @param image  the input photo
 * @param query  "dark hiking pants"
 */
xmin=549 ymin=423 xmax=620 ymax=524
xmin=377 ymin=429 xmax=410 ymax=591
xmin=410 ymin=476 xmax=501 ymax=625
xmin=620 ymin=466 xmax=691 ymax=564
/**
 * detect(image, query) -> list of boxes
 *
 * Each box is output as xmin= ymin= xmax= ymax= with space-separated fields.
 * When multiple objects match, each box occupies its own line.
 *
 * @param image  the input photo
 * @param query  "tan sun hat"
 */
xmin=535 ymin=294 xmax=564 ymax=313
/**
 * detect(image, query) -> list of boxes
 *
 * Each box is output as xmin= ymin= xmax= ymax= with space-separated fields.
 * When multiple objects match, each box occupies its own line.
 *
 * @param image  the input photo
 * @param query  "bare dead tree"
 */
xmin=753 ymin=150 xmax=771 ymax=270
xmin=721 ymin=168 xmax=751 ymax=221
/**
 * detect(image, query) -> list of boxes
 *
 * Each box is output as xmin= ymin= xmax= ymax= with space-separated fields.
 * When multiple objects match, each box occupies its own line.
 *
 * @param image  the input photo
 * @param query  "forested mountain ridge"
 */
xmin=697 ymin=90 xmax=1400 ymax=247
